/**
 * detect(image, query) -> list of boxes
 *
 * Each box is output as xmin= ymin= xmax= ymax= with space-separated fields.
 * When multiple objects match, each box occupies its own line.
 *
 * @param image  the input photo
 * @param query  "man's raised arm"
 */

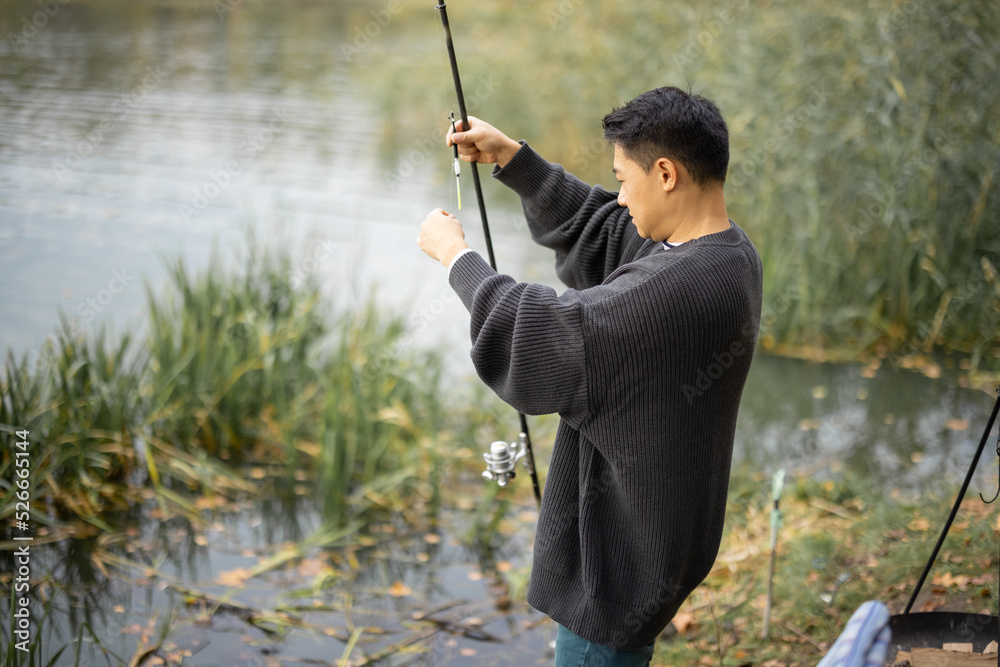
xmin=449 ymin=118 xmax=642 ymax=290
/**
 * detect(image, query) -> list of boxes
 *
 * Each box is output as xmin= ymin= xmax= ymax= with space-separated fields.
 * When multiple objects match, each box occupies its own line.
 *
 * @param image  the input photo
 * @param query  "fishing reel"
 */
xmin=482 ymin=432 xmax=531 ymax=487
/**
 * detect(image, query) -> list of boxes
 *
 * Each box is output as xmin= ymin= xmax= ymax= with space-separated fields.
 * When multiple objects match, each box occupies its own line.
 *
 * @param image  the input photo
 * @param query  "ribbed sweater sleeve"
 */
xmin=448 ymin=251 xmax=589 ymax=424
xmin=492 ymin=142 xmax=648 ymax=289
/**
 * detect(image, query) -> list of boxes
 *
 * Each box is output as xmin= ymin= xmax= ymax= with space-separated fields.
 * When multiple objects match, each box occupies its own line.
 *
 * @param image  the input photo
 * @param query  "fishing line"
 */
xmin=435 ymin=13 xmax=459 ymax=213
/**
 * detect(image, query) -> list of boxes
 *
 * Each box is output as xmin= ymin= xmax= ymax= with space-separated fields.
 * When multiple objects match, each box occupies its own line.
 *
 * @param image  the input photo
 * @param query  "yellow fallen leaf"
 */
xmin=799 ymin=419 xmax=821 ymax=431
xmin=945 ymin=418 xmax=969 ymax=431
xmin=297 ymin=557 xmax=327 ymax=577
xmin=217 ymin=567 xmax=252 ymax=587
xmin=460 ymin=648 xmax=477 ymax=657
xmin=496 ymin=561 xmax=513 ymax=573
xmin=908 ymin=517 xmax=930 ymax=531
xmin=424 ymin=533 xmax=441 ymax=544
xmin=672 ymin=612 xmax=695 ymax=634
xmin=467 ymin=571 xmax=483 ymax=581
xmin=388 ymin=581 xmax=412 ymax=597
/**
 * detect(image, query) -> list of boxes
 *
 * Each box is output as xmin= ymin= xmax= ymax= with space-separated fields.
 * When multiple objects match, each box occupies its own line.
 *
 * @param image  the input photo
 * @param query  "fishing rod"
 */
xmin=435 ymin=2 xmax=542 ymax=508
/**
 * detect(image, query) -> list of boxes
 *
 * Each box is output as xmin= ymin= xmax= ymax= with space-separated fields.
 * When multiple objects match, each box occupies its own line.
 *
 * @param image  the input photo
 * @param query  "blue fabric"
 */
xmin=816 ymin=600 xmax=892 ymax=667
xmin=555 ymin=624 xmax=656 ymax=666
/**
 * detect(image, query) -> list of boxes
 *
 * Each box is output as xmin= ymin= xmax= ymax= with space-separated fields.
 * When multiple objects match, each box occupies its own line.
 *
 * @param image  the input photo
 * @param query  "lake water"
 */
xmin=1 ymin=1 xmax=997 ymax=664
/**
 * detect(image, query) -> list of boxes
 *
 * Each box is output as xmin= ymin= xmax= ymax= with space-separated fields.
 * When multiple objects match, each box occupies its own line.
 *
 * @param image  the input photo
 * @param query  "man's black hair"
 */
xmin=602 ymin=86 xmax=729 ymax=187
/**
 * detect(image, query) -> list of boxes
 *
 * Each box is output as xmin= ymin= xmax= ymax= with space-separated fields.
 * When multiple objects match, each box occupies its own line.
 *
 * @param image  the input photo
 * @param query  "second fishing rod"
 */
xmin=436 ymin=1 xmax=542 ymax=508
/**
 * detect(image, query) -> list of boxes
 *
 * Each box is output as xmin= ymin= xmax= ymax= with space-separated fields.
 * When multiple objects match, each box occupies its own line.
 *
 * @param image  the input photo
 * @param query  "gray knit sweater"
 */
xmin=447 ymin=143 xmax=763 ymax=650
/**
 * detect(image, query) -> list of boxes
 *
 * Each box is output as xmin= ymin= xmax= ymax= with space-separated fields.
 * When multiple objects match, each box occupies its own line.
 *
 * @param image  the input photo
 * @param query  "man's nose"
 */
xmin=617 ymin=191 xmax=627 ymax=207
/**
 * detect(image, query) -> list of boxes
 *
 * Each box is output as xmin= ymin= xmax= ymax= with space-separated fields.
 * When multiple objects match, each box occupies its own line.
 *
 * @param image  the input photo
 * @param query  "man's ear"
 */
xmin=656 ymin=157 xmax=679 ymax=192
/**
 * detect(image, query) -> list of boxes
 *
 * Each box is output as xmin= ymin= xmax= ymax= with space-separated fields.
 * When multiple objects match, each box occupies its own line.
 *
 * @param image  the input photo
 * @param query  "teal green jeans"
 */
xmin=555 ymin=624 xmax=656 ymax=666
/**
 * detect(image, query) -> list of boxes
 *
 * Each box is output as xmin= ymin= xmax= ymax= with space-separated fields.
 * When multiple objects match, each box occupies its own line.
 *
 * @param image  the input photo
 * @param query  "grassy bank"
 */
xmin=647 ymin=467 xmax=999 ymax=666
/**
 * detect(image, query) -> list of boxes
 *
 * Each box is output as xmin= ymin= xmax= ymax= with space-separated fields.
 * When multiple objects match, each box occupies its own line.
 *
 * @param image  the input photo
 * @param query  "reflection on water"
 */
xmin=0 ymin=0 xmax=556 ymax=369
xmin=14 ymin=482 xmax=551 ymax=666
xmin=735 ymin=355 xmax=998 ymax=495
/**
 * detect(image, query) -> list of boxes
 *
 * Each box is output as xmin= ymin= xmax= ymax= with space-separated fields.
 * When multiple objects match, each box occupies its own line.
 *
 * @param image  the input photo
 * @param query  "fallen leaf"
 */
xmin=424 ymin=533 xmax=441 ymax=544
xmin=298 ymin=558 xmax=327 ymax=577
xmin=217 ymin=567 xmax=252 ymax=587
xmin=467 ymin=571 xmax=483 ymax=581
xmin=388 ymin=581 xmax=412 ymax=597
xmin=496 ymin=561 xmax=513 ymax=573
xmin=249 ymin=467 xmax=267 ymax=480
xmin=919 ymin=599 xmax=943 ymax=612
xmin=945 ymin=418 xmax=970 ymax=431
xmin=908 ymin=517 xmax=930 ymax=531
xmin=672 ymin=612 xmax=695 ymax=634
xmin=460 ymin=648 xmax=477 ymax=657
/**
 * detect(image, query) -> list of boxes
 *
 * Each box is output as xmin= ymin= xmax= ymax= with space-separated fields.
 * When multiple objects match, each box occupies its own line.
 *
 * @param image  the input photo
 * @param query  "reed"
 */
xmin=373 ymin=0 xmax=1000 ymax=369
xmin=0 ymin=231 xmax=455 ymax=533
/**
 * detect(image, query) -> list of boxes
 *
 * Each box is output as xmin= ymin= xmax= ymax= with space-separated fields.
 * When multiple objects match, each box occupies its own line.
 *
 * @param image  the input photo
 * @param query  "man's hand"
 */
xmin=448 ymin=116 xmax=521 ymax=168
xmin=418 ymin=208 xmax=470 ymax=268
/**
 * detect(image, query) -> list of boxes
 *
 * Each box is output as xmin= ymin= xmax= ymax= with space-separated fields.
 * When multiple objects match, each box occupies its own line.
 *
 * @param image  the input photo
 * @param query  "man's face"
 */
xmin=612 ymin=144 xmax=670 ymax=240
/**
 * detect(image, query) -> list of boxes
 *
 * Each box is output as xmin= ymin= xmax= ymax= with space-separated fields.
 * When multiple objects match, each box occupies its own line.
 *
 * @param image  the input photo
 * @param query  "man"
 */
xmin=418 ymin=86 xmax=762 ymax=666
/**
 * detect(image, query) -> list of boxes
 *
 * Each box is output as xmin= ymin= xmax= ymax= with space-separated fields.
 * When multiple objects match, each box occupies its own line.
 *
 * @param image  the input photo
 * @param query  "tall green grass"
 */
xmin=0 ymin=232 xmax=450 ymax=532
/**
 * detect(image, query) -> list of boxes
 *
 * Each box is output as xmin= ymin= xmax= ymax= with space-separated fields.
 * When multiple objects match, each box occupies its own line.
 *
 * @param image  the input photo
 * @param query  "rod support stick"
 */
xmin=903 ymin=386 xmax=1000 ymax=614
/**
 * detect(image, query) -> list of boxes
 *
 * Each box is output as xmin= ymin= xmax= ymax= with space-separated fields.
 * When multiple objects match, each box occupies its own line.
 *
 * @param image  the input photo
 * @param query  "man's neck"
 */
xmin=664 ymin=192 xmax=730 ymax=244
